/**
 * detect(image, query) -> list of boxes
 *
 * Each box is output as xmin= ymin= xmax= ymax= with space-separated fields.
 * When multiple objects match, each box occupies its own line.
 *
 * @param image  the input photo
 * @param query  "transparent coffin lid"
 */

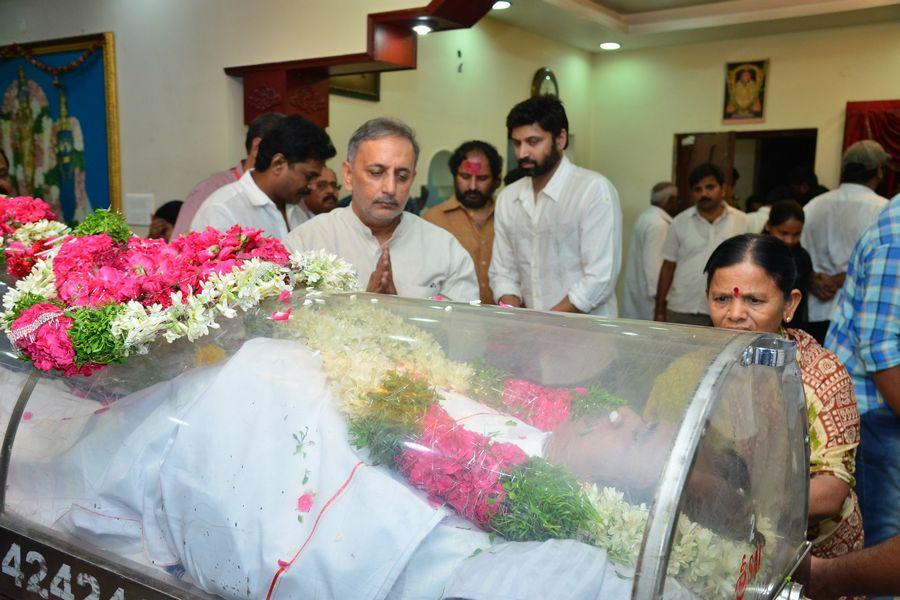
xmin=0 ymin=292 xmax=808 ymax=599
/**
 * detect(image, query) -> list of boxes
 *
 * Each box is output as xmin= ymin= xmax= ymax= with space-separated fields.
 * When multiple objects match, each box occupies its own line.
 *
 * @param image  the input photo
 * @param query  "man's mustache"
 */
xmin=322 ymin=194 xmax=337 ymax=203
xmin=373 ymin=195 xmax=399 ymax=207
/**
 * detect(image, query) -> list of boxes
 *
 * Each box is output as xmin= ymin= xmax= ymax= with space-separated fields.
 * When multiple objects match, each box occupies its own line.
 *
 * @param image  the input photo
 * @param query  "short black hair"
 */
xmin=448 ymin=141 xmax=502 ymax=180
xmin=254 ymin=115 xmax=336 ymax=172
xmin=704 ymin=234 xmax=797 ymax=298
xmin=841 ymin=164 xmax=879 ymax=185
xmin=506 ymin=96 xmax=569 ymax=147
xmin=245 ymin=112 xmax=285 ymax=154
xmin=689 ymin=163 xmax=725 ymax=188
xmin=767 ymin=199 xmax=805 ymax=228
xmin=153 ymin=200 xmax=183 ymax=225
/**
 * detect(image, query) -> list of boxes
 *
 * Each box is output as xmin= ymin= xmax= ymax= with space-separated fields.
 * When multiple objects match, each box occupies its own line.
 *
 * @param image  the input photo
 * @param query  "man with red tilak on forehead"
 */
xmin=423 ymin=141 xmax=502 ymax=305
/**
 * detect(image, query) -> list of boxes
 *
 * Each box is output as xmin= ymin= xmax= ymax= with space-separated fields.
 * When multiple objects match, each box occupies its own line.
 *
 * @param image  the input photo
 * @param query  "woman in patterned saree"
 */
xmin=704 ymin=234 xmax=863 ymax=563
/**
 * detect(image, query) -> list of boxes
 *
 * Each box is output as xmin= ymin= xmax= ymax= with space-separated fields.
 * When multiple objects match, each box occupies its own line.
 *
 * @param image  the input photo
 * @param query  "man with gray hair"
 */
xmin=801 ymin=139 xmax=891 ymax=343
xmin=621 ymin=182 xmax=678 ymax=320
xmin=286 ymin=118 xmax=479 ymax=301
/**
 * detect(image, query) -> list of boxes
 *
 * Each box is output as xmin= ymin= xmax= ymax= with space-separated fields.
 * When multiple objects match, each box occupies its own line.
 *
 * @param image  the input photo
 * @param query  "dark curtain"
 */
xmin=843 ymin=100 xmax=900 ymax=198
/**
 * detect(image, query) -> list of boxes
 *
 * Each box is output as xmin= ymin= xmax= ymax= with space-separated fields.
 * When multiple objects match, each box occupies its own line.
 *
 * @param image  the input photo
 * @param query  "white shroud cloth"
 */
xmin=3 ymin=338 xmax=691 ymax=599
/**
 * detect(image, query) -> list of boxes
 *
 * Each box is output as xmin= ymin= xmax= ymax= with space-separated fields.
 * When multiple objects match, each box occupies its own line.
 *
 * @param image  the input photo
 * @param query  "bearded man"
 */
xmin=423 ymin=141 xmax=501 ymax=304
xmin=489 ymin=96 xmax=623 ymax=316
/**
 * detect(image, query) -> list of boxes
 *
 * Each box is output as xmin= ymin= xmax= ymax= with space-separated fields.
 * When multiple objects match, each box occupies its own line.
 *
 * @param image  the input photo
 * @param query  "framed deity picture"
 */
xmin=0 ymin=32 xmax=121 ymax=221
xmin=329 ymin=73 xmax=380 ymax=102
xmin=723 ymin=59 xmax=768 ymax=123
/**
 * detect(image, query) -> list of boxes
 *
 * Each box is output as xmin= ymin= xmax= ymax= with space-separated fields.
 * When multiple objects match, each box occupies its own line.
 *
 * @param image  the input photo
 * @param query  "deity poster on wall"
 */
xmin=0 ymin=33 xmax=120 ymax=222
xmin=723 ymin=59 xmax=768 ymax=123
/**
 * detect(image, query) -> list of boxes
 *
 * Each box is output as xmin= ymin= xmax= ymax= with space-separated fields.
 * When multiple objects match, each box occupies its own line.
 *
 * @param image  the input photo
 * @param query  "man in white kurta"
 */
xmin=190 ymin=115 xmax=336 ymax=241
xmin=800 ymin=140 xmax=890 ymax=342
xmin=288 ymin=206 xmax=479 ymax=301
xmin=490 ymin=96 xmax=622 ymax=317
xmin=622 ymin=182 xmax=677 ymax=320
xmin=286 ymin=118 xmax=479 ymax=302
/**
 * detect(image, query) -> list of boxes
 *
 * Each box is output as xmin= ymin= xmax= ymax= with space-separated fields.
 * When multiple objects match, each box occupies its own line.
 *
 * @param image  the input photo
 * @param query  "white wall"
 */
xmin=590 ymin=21 xmax=900 ymax=235
xmin=327 ymin=17 xmax=593 ymax=189
xmin=0 ymin=0 xmax=424 ymax=208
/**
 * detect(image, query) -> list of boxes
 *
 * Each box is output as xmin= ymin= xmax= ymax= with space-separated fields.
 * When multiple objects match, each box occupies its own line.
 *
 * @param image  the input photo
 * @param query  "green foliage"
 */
xmin=364 ymin=370 xmax=439 ymax=430
xmin=348 ymin=416 xmax=416 ymax=468
xmin=3 ymin=293 xmax=62 ymax=327
xmin=570 ymin=385 xmax=628 ymax=419
xmin=469 ymin=358 xmax=508 ymax=406
xmin=72 ymin=209 xmax=132 ymax=243
xmin=489 ymin=457 xmax=598 ymax=542
xmin=67 ymin=304 xmax=127 ymax=366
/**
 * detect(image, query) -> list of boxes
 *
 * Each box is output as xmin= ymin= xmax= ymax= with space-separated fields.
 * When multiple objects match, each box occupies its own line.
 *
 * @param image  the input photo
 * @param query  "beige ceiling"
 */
xmin=591 ymin=0 xmax=724 ymax=15
xmin=489 ymin=0 xmax=900 ymax=51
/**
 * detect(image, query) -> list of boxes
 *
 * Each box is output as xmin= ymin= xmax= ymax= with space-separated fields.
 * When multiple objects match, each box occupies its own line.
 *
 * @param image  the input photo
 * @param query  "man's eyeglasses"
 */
xmin=314 ymin=181 xmax=341 ymax=192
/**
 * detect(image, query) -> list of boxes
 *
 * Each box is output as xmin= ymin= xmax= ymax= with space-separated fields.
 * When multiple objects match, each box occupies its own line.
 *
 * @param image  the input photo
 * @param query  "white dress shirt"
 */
xmin=489 ymin=156 xmax=622 ymax=317
xmin=622 ymin=205 xmax=673 ymax=320
xmin=745 ymin=205 xmax=770 ymax=234
xmin=800 ymin=183 xmax=888 ymax=322
xmin=190 ymin=170 xmax=292 ymax=240
xmin=661 ymin=204 xmax=749 ymax=315
xmin=286 ymin=206 xmax=479 ymax=302
xmin=286 ymin=202 xmax=315 ymax=229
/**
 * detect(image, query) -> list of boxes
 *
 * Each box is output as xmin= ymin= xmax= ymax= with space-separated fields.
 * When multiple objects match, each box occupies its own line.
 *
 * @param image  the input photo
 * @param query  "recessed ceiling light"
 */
xmin=412 ymin=23 xmax=433 ymax=35
xmin=492 ymin=1 xmax=512 ymax=9
xmin=600 ymin=41 xmax=621 ymax=51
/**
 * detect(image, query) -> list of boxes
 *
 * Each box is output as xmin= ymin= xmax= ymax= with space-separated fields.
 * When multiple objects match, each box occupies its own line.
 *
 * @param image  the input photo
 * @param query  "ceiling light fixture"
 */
xmin=412 ymin=17 xmax=435 ymax=36
xmin=600 ymin=41 xmax=621 ymax=51
xmin=492 ymin=1 xmax=512 ymax=9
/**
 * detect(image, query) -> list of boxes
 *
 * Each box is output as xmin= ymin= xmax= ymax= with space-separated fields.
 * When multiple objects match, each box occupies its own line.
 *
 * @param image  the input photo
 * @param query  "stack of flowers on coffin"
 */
xmin=1 ymin=209 xmax=357 ymax=376
xmin=0 ymin=195 xmax=70 ymax=279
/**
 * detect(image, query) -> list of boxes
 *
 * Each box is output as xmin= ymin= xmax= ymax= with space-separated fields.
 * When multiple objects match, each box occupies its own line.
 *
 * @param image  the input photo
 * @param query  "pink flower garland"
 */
xmin=51 ymin=226 xmax=291 ymax=308
xmin=398 ymin=404 xmax=527 ymax=524
xmin=0 ymin=196 xmax=57 ymax=235
xmin=9 ymin=303 xmax=97 ymax=377
xmin=500 ymin=379 xmax=589 ymax=432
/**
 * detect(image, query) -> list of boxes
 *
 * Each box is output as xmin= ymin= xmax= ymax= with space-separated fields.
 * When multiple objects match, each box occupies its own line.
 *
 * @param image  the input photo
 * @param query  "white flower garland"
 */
xmin=1 ymin=250 xmax=359 ymax=359
xmin=10 ymin=219 xmax=71 ymax=245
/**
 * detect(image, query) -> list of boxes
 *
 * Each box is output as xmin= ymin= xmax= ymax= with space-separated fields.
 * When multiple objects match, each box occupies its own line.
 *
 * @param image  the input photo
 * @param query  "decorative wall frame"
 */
xmin=723 ymin=59 xmax=768 ymax=123
xmin=0 ymin=32 xmax=121 ymax=221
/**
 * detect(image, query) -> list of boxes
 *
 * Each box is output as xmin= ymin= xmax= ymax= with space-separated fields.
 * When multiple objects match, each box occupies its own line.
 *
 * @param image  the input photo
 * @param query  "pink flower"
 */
xmin=278 ymin=290 xmax=292 ymax=304
xmin=269 ymin=308 xmax=292 ymax=321
xmin=501 ymin=379 xmax=572 ymax=431
xmin=4 ymin=239 xmax=48 ymax=278
xmin=0 ymin=196 xmax=57 ymax=234
xmin=296 ymin=493 xmax=315 ymax=512
xmin=9 ymin=303 xmax=96 ymax=376
xmin=398 ymin=405 xmax=527 ymax=525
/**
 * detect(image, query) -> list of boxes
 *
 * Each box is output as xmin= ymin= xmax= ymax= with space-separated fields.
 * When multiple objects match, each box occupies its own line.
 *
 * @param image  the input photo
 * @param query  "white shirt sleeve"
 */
xmin=488 ymin=197 xmax=522 ymax=302
xmin=567 ymin=181 xmax=622 ymax=313
xmin=190 ymin=201 xmax=236 ymax=233
xmin=643 ymin=219 xmax=669 ymax=298
xmin=440 ymin=239 xmax=480 ymax=302
xmin=661 ymin=221 xmax=680 ymax=263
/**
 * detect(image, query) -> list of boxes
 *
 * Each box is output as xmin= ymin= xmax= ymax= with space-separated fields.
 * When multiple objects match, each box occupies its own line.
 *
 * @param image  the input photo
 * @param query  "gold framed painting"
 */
xmin=0 ymin=32 xmax=121 ymax=221
xmin=723 ymin=59 xmax=768 ymax=124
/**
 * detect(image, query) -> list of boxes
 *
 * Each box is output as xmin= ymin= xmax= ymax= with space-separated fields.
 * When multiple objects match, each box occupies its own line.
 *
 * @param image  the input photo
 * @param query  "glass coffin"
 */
xmin=0 ymin=293 xmax=810 ymax=599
